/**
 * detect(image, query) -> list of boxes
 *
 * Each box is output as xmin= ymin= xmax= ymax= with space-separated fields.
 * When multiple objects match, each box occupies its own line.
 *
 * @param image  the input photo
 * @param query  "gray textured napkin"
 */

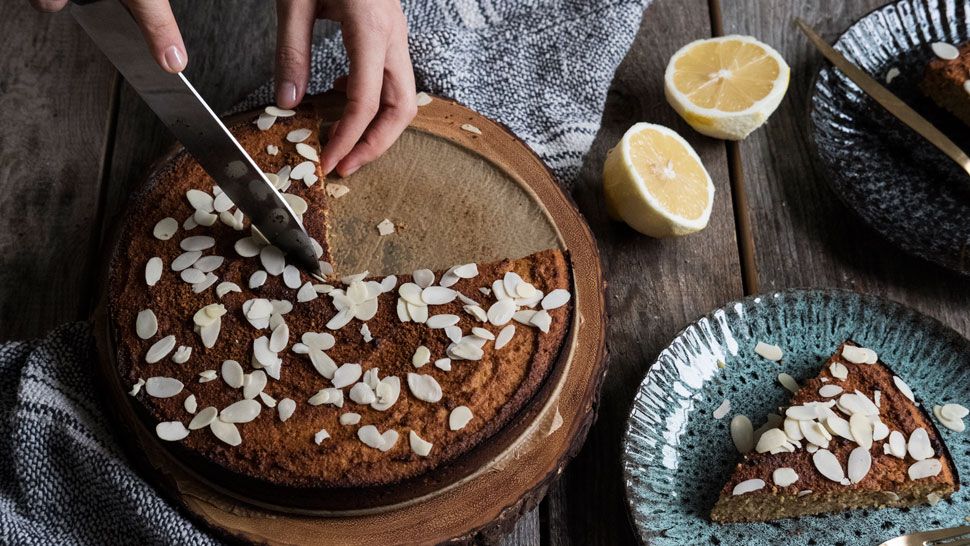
xmin=2 ymin=1 xmax=649 ymax=543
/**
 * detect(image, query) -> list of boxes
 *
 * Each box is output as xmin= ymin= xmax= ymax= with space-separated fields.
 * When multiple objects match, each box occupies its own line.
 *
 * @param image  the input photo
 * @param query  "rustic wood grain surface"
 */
xmin=2 ymin=0 xmax=966 ymax=544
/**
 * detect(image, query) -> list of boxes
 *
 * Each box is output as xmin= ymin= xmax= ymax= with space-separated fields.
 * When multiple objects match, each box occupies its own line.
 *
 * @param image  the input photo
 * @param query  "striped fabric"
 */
xmin=3 ymin=1 xmax=648 ymax=542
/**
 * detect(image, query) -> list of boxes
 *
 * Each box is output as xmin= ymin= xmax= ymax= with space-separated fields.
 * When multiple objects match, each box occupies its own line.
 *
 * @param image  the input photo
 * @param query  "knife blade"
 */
xmin=72 ymin=0 xmax=324 ymax=280
xmin=796 ymin=18 xmax=970 ymax=179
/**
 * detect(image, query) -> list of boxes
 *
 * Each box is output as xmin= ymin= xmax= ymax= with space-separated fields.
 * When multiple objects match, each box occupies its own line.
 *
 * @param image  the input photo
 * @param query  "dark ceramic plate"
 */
xmin=810 ymin=0 xmax=970 ymax=274
xmin=621 ymin=289 xmax=969 ymax=545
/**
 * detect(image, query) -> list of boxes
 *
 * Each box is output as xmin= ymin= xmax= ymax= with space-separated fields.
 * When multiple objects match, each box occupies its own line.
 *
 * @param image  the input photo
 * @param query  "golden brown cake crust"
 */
xmin=920 ymin=41 xmax=970 ymax=126
xmin=711 ymin=342 xmax=959 ymax=522
xmin=107 ymin=107 xmax=573 ymax=489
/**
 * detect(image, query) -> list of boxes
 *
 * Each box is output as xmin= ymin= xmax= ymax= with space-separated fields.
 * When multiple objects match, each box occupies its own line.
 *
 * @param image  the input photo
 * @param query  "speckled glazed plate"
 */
xmin=810 ymin=0 xmax=970 ymax=274
xmin=621 ymin=289 xmax=969 ymax=545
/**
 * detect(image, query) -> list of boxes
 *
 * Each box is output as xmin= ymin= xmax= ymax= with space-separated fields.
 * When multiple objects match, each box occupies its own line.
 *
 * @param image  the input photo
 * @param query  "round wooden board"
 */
xmin=92 ymin=93 xmax=607 ymax=544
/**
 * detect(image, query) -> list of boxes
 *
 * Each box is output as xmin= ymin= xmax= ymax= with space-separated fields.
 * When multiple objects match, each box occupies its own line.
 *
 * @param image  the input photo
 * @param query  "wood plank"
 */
xmin=0 ymin=8 xmax=117 ymax=340
xmin=718 ymin=0 xmax=970 ymax=338
xmin=543 ymin=0 xmax=743 ymax=543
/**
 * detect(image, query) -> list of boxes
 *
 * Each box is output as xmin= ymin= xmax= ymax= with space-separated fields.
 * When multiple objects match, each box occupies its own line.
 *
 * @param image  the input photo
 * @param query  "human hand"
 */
xmin=275 ymin=0 xmax=417 ymax=177
xmin=30 ymin=0 xmax=188 ymax=73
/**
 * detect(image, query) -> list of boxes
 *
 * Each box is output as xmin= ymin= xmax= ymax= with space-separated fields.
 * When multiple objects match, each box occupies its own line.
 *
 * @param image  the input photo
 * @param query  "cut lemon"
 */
xmin=664 ymin=35 xmax=790 ymax=140
xmin=603 ymin=123 xmax=714 ymax=238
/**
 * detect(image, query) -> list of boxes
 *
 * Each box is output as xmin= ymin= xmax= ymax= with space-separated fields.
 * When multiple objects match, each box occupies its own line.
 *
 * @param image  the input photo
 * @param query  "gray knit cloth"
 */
xmin=2 ymin=1 xmax=648 ymax=543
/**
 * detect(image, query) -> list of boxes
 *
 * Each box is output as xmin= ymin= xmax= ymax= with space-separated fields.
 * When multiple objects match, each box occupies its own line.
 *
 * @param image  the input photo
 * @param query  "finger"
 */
xmin=335 ymin=37 xmax=416 ymax=176
xmin=30 ymin=0 xmax=69 ymax=13
xmin=275 ymin=0 xmax=316 ymax=108
xmin=122 ymin=0 xmax=187 ymax=73
xmin=320 ymin=26 xmax=387 ymax=174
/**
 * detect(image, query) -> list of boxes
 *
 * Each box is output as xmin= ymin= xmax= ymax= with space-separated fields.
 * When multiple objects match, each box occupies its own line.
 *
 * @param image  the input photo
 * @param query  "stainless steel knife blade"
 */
xmin=72 ymin=0 xmax=324 ymax=279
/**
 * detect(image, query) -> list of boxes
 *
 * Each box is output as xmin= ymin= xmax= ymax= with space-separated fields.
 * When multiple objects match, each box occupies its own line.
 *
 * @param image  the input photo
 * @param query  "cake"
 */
xmin=710 ymin=341 xmax=959 ymax=522
xmin=920 ymin=41 xmax=970 ymax=126
xmin=107 ymin=102 xmax=574 ymax=496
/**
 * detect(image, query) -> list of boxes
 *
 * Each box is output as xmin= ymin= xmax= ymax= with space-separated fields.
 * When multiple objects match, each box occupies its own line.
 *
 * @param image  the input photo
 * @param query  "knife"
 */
xmin=796 ymin=18 xmax=970 ymax=179
xmin=72 ymin=0 xmax=325 ymax=280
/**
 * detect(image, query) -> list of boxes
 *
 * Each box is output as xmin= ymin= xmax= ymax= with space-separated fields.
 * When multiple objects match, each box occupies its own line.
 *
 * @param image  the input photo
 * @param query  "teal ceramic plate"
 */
xmin=621 ymin=289 xmax=969 ymax=545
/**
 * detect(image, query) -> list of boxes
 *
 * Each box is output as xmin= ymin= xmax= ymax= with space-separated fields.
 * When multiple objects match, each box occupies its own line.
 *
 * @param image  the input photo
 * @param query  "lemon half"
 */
xmin=664 ymin=35 xmax=790 ymax=140
xmin=603 ymin=123 xmax=714 ymax=238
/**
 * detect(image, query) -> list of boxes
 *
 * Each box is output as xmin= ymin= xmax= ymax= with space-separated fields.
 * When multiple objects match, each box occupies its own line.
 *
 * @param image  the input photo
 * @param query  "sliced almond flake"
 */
xmin=396 ymin=298 xmax=411 ymax=322
xmin=529 ymin=310 xmax=553 ymax=333
xmin=153 ymin=217 xmax=179 ymax=240
xmin=416 ymin=92 xmax=432 ymax=106
xmin=189 ymin=407 xmax=217 ymax=430
xmin=373 ymin=218 xmax=396 ymax=235
xmin=281 ymin=265 xmax=301 ymax=289
xmin=243 ymin=370 xmax=268 ymax=401
xmin=825 ymin=415 xmax=852 ymax=441
xmin=931 ymin=42 xmax=960 ymax=60
xmin=331 ymin=363 xmax=362 ymax=389
xmin=408 ymin=302 xmax=429 ymax=323
xmin=249 ymin=270 xmax=268 ymax=289
xmin=192 ymin=256 xmax=224 ymax=273
xmin=314 ymin=428 xmax=331 ymax=445
xmin=754 ymin=341 xmax=783 ymax=361
xmin=873 ymin=420 xmax=890 ymax=441
xmin=886 ymin=430 xmax=906 ymax=458
xmin=156 ymin=421 xmax=190 ymax=442
xmin=941 ymin=403 xmax=969 ymax=421
xmin=730 ymin=415 xmax=754 ymax=453
xmin=409 ymin=430 xmax=433 ymax=456
xmin=908 ymin=427 xmax=934 ymax=460
xmin=295 ymin=142 xmax=319 ymax=162
xmin=399 ymin=283 xmax=425 ymax=306
xmin=908 ymin=458 xmax=943 ymax=480
xmin=193 ymin=209 xmax=217 ymax=227
xmin=445 ymin=326 xmax=462 ymax=344
xmin=784 ymin=417 xmax=804 ymax=440
xmin=755 ymin=428 xmax=788 ymax=453
xmin=893 ymin=375 xmax=915 ymax=402
xmin=471 ymin=327 xmax=495 ymax=340
xmin=259 ymin=391 xmax=277 ymax=407
xmin=183 ymin=394 xmax=197 ymax=414
xmin=183 ymin=214 xmax=198 ymax=230
xmin=541 ymin=289 xmax=571 ymax=310
xmin=210 ymin=419 xmax=242 ymax=446
xmin=884 ymin=66 xmax=901 ymax=83
xmin=712 ymin=399 xmax=731 ymax=420
xmin=326 ymin=183 xmax=350 ymax=198
xmin=434 ymin=357 xmax=452 ymax=371
xmin=171 ymin=251 xmax=202 ymax=272
xmin=144 ymin=257 xmax=163 ymax=286
xmin=136 ymin=309 xmax=158 ymax=340
xmin=464 ymin=304 xmax=488 ymax=322
xmin=221 ymin=360 xmax=245 ymax=389
xmin=216 ymin=281 xmax=242 ymax=299
xmin=842 ymin=345 xmax=877 ymax=364
xmin=286 ymin=128 xmax=313 ymax=143
xmin=349 ymin=382 xmax=376 ymax=405
xmin=449 ymin=406 xmax=473 ymax=430
xmin=303 ymin=331 xmax=336 ymax=351
xmin=192 ymin=273 xmax=219 ymax=294
xmin=145 ymin=335 xmax=176 ymax=364
xmin=426 ymin=314 xmax=460 ymax=329
xmin=453 ymin=263 xmax=478 ymax=279
xmin=422 ymin=286 xmax=457 ymax=305
xmin=849 ymin=413 xmax=873 ymax=450
xmin=412 ymin=345 xmax=431 ymax=368
xmin=293 ymin=282 xmax=316 ymax=303
xmin=198 ymin=370 xmax=217 ymax=383
xmin=495 ymin=324 xmax=515 ymax=350
xmin=145 ymin=376 xmax=183 ymax=398
xmin=819 ymin=385 xmax=843 ymax=398
xmin=360 ymin=323 xmax=373 ymax=343
xmin=129 ymin=378 xmax=145 ymax=396
xmin=830 ymin=362 xmax=849 ymax=380
xmin=172 ymin=345 xmax=192 ymax=364
xmin=503 ymin=271 xmax=523 ymax=294
xmin=845 ymin=446 xmax=871 ymax=485
xmin=277 ymin=398 xmax=296 ymax=422
xmin=179 ymin=268 xmax=205 ymax=284
xmin=732 ymin=478 xmax=765 ymax=496
xmin=407 ymin=372 xmax=443 ymax=403
xmin=487 ymin=299 xmax=516 ymax=326
xmin=372 ymin=376 xmax=401 ymax=411
xmin=256 ymin=112 xmax=276 ymax=131
xmin=220 ymin=399 xmax=261 ymax=423
xmin=266 ymin=144 xmax=279 ymax=155
xmin=813 ymin=449 xmax=847 ymax=483
xmin=185 ymin=189 xmax=214 ymax=213
xmin=413 ymin=269 xmax=435 ymax=288
xmin=180 ymin=235 xmax=215 ymax=252
xmin=460 ymin=123 xmax=482 ymax=135
xmin=235 ymin=236 xmax=262 ymax=258
xmin=439 ymin=272 xmax=460 ymax=288
xmin=447 ymin=340 xmax=484 ymax=361
xmin=260 ymin=245 xmax=286 ymax=275
xmin=265 ymin=105 xmax=295 ymax=117
xmin=773 ymin=468 xmax=799 ymax=487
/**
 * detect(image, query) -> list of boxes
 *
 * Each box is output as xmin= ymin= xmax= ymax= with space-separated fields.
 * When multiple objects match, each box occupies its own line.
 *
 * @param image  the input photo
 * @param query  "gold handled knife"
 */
xmin=796 ymin=18 xmax=970 ymax=178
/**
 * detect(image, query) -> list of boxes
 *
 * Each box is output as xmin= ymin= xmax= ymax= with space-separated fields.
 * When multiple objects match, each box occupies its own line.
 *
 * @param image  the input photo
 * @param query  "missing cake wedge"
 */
xmin=711 ymin=341 xmax=959 ymax=523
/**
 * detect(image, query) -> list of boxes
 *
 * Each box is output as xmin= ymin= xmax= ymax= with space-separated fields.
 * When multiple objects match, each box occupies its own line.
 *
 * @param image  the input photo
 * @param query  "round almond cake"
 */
xmin=107 ymin=103 xmax=574 ymax=500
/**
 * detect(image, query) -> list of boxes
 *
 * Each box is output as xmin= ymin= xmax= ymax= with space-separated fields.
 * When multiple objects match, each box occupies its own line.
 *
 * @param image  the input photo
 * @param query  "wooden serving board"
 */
xmin=92 ymin=94 xmax=607 ymax=544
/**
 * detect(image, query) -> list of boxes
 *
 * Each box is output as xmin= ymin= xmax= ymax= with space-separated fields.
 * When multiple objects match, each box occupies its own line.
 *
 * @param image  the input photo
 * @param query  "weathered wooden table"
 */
xmin=3 ymin=1 xmax=967 ymax=543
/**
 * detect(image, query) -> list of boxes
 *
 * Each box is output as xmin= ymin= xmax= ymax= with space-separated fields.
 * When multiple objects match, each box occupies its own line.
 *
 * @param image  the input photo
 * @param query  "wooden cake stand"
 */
xmin=92 ymin=94 xmax=607 ymax=544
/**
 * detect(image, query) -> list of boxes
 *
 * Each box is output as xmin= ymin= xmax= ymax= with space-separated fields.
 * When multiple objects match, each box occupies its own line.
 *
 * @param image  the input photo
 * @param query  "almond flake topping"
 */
xmin=777 ymin=373 xmax=798 ymax=393
xmin=449 ymin=406 xmax=473 ymax=430
xmin=135 ymin=309 xmax=158 ymax=340
xmin=427 ymin=314 xmax=460 ymax=329
xmin=189 ymin=407 xmax=217 ymax=430
xmin=461 ymin=123 xmax=482 ymax=135
xmin=216 ymin=281 xmax=241 ymax=299
xmin=412 ymin=345 xmax=431 ymax=368
xmin=156 ymin=421 xmax=190 ymax=442
xmin=210 ymin=419 xmax=242 ymax=446
xmin=434 ymin=358 xmax=452 ymax=371
xmin=260 ymin=245 xmax=285 ymax=275
xmin=198 ymin=370 xmax=217 ymax=383
xmin=416 ymin=92 xmax=432 ymax=106
xmin=754 ymin=342 xmax=783 ymax=361
xmin=277 ymin=398 xmax=296 ymax=422
xmin=221 ymin=360 xmax=244 ymax=389
xmin=256 ymin=113 xmax=276 ymax=131
xmin=172 ymin=345 xmax=192 ymax=364
xmin=409 ymin=430 xmax=433 ymax=456
xmin=712 ymin=399 xmax=731 ymax=420
xmin=893 ymin=375 xmax=915 ymax=402
xmin=772 ymin=468 xmax=798 ymax=487
xmin=171 ymin=251 xmax=201 ymax=272
xmin=220 ymin=400 xmax=261 ymax=423
xmin=830 ymin=362 xmax=849 ymax=380
xmin=886 ymin=430 xmax=906 ymax=458
xmin=732 ymin=479 xmax=765 ymax=496
xmin=541 ymin=289 xmax=571 ymax=310
xmin=332 ymin=363 xmax=362 ymax=389
xmin=296 ymin=143 xmax=319 ymax=162
xmin=813 ymin=449 xmax=848 ymax=484
xmin=908 ymin=458 xmax=943 ymax=480
xmin=145 ymin=335 xmax=176 ymax=363
xmin=129 ymin=378 xmax=145 ymax=396
xmin=180 ymin=235 xmax=215 ymax=252
xmin=358 ymin=425 xmax=399 ymax=452
xmin=847 ymin=446 xmax=872 ymax=484
xmin=495 ymin=324 xmax=515 ymax=350
xmin=314 ymin=428 xmax=331 ymax=445
xmin=266 ymin=144 xmax=279 ymax=155
xmin=326 ymin=183 xmax=350 ymax=198
xmin=818 ymin=385 xmax=843 ymax=398
xmin=730 ymin=415 xmax=753 ymax=453
xmin=145 ymin=257 xmax=163 ymax=286
xmin=487 ymin=299 xmax=516 ymax=326
xmin=908 ymin=428 xmax=934 ymax=460
xmin=940 ymin=403 xmax=968 ymax=420
xmin=407 ymin=373 xmax=443 ymax=403
xmin=153 ymin=217 xmax=178 ymax=240
xmin=885 ymin=67 xmax=900 ymax=83
xmin=183 ymin=394 xmax=197 ymax=414
xmin=340 ymin=412 xmax=361 ymax=426
xmin=265 ymin=105 xmax=295 ymax=117
xmin=377 ymin=219 xmax=395 ymax=235
xmin=931 ymin=42 xmax=960 ymax=60
xmin=286 ymin=128 xmax=312 ymax=142
xmin=145 ymin=376 xmax=183 ymax=398
xmin=842 ymin=345 xmax=877 ymax=364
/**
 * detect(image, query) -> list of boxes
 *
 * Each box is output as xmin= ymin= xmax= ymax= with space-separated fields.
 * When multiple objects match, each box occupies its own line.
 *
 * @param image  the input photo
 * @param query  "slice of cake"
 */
xmin=711 ymin=341 xmax=959 ymax=523
xmin=920 ymin=41 xmax=970 ymax=127
xmin=108 ymin=103 xmax=574 ymax=494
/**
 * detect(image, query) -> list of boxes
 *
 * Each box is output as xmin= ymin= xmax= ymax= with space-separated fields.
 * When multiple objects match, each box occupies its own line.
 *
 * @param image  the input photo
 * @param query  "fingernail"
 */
xmin=277 ymin=81 xmax=298 ymax=107
xmin=163 ymin=46 xmax=186 ymax=72
xmin=339 ymin=162 xmax=360 ymax=177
